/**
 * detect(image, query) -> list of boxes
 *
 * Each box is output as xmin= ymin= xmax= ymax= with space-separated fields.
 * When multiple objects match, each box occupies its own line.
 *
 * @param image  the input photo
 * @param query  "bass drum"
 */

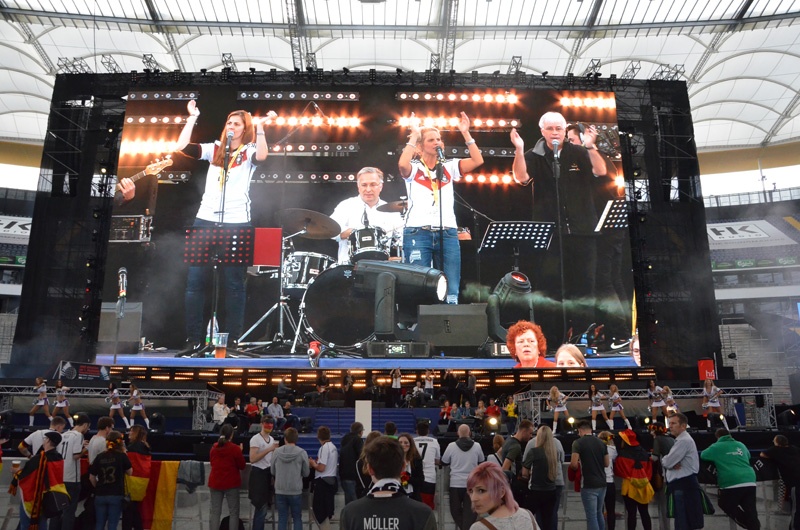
xmin=302 ymin=265 xmax=374 ymax=348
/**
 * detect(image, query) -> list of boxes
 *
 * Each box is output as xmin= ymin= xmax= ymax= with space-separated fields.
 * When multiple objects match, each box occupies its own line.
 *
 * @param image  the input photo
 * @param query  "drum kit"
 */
xmin=239 ymin=202 xmax=408 ymax=358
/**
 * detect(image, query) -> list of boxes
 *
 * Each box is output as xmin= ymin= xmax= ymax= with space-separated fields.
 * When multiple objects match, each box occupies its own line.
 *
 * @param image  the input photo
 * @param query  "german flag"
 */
xmin=125 ymin=451 xmax=152 ymax=502
xmin=9 ymin=452 xmax=68 ymax=528
xmin=139 ymin=460 xmax=179 ymax=530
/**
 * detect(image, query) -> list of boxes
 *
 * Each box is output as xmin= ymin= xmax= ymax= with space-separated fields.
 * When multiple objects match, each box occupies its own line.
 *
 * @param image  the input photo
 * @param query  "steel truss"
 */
xmin=515 ymin=385 xmax=776 ymax=430
xmin=0 ymin=384 xmax=220 ymax=431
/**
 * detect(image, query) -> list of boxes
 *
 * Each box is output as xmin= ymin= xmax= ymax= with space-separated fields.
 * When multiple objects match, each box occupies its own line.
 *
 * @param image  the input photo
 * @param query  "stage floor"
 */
xmin=96 ymin=350 xmax=638 ymax=369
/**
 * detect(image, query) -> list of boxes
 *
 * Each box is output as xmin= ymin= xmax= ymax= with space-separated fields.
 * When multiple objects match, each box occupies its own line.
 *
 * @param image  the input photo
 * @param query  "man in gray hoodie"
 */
xmin=440 ymin=424 xmax=485 ymax=530
xmin=272 ymin=427 xmax=310 ymax=530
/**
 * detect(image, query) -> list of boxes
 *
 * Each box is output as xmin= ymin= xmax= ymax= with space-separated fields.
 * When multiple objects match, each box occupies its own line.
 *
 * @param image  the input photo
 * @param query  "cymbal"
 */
xmin=377 ymin=200 xmax=409 ymax=213
xmin=278 ymin=208 xmax=341 ymax=239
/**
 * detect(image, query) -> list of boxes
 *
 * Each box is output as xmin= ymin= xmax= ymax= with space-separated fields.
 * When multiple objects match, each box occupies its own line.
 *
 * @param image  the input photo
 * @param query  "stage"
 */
xmin=96 ymin=349 xmax=640 ymax=370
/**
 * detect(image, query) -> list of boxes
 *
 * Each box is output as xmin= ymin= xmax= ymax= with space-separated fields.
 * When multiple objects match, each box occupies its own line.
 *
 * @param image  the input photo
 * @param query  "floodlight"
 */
xmin=353 ymin=260 xmax=447 ymax=339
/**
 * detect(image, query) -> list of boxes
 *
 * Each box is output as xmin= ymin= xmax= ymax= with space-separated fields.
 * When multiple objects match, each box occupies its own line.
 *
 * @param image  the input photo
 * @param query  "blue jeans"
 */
xmin=251 ymin=503 xmax=270 ymax=530
xmin=275 ymin=494 xmax=303 ymax=530
xmin=403 ymin=227 xmax=461 ymax=303
xmin=185 ymin=219 xmax=249 ymax=342
xmin=580 ymin=487 xmax=607 ymax=530
xmin=341 ymin=479 xmax=358 ymax=505
xmin=95 ymin=495 xmax=125 ymax=530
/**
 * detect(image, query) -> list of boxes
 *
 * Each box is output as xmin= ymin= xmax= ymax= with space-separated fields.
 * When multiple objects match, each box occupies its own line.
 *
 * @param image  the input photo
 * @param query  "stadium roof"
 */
xmin=1 ymin=0 xmax=799 ymax=151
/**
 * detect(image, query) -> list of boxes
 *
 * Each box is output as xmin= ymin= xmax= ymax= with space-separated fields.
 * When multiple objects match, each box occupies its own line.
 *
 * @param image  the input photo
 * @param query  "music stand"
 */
xmin=182 ymin=226 xmax=257 ymax=358
xmin=479 ymin=221 xmax=555 ymax=271
xmin=594 ymin=199 xmax=629 ymax=232
xmin=237 ymin=228 xmax=300 ymax=351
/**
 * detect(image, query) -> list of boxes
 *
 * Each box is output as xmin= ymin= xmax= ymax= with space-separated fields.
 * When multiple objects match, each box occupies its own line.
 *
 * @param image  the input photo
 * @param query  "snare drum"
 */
xmin=283 ymin=252 xmax=334 ymax=292
xmin=349 ymin=227 xmax=389 ymax=262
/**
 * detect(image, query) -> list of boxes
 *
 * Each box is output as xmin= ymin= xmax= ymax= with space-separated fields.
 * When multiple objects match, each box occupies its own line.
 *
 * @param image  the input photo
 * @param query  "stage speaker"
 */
xmin=790 ymin=373 xmax=800 ymax=405
xmin=98 ymin=302 xmax=142 ymax=353
xmin=413 ymin=303 xmax=488 ymax=347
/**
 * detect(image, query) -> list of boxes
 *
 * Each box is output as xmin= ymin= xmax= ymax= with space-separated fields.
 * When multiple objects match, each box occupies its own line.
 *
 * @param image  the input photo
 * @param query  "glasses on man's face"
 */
xmin=542 ymin=126 xmax=565 ymax=132
xmin=358 ymin=182 xmax=381 ymax=189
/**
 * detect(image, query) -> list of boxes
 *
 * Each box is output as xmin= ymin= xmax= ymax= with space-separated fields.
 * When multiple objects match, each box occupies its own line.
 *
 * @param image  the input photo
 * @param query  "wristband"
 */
xmin=256 ymin=132 xmax=265 ymax=136
xmin=465 ymin=139 xmax=476 ymax=146
xmin=405 ymin=143 xmax=416 ymax=149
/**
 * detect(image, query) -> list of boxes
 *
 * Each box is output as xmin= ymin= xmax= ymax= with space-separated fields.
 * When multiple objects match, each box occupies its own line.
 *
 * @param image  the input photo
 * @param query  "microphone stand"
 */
xmin=454 ymin=191 xmax=494 ymax=291
xmin=552 ymin=147 xmax=568 ymax=342
xmin=435 ymin=159 xmax=445 ymax=285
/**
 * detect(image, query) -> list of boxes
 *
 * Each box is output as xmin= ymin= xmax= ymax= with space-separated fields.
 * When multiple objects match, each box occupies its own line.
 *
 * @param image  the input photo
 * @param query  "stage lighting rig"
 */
xmin=486 ymin=271 xmax=533 ymax=344
xmin=353 ymin=260 xmax=446 ymax=339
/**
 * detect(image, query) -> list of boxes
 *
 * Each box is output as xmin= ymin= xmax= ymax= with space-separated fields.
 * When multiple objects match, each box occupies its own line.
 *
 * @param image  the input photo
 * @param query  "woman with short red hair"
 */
xmin=506 ymin=321 xmax=554 ymax=368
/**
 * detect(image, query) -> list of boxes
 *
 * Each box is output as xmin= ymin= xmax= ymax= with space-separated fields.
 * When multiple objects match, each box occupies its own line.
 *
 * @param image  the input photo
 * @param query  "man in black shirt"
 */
xmin=510 ymin=112 xmax=608 ymax=343
xmin=761 ymin=434 xmax=800 ymax=529
xmin=340 ymin=436 xmax=436 ymax=530
xmin=570 ymin=420 xmax=610 ymax=530
xmin=339 ymin=422 xmax=365 ymax=504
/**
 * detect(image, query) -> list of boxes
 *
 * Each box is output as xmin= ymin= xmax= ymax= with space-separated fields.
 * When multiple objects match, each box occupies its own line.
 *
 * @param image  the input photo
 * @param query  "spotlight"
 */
xmin=727 ymin=352 xmax=737 ymax=360
xmin=353 ymin=260 xmax=447 ymax=339
xmin=149 ymin=412 xmax=166 ymax=434
xmin=343 ymin=67 xmax=350 ymax=75
xmin=487 ymin=271 xmax=533 ymax=342
xmin=778 ymin=409 xmax=798 ymax=430
xmin=541 ymin=71 xmax=548 ymax=78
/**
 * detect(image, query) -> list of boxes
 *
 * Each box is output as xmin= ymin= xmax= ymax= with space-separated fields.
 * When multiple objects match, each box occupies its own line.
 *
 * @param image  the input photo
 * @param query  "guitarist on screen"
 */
xmin=113 ymin=158 xmax=173 ymax=206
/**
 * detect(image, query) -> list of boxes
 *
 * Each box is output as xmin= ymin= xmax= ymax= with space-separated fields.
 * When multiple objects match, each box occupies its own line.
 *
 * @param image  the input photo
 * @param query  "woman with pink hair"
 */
xmin=467 ymin=461 xmax=538 ymax=529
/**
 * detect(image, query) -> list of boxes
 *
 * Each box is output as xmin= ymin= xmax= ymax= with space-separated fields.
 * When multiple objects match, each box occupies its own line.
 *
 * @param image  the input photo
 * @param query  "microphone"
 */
xmin=551 ymin=140 xmax=560 ymax=160
xmin=435 ymin=146 xmax=446 ymax=165
xmin=225 ymin=130 xmax=233 ymax=152
xmin=118 ymin=267 xmax=127 ymax=299
xmin=362 ymin=208 xmax=370 ymax=229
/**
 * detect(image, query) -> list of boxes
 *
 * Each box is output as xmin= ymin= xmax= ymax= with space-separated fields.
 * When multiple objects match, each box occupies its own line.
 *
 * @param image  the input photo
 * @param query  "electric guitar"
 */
xmin=115 ymin=158 xmax=173 ymax=192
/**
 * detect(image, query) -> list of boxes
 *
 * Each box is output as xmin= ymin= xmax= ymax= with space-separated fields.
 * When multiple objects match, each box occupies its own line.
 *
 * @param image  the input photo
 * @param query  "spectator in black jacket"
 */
xmin=339 ymin=422 xmax=365 ymax=505
xmin=339 ymin=436 xmax=436 ymax=530
xmin=760 ymin=434 xmax=800 ymax=530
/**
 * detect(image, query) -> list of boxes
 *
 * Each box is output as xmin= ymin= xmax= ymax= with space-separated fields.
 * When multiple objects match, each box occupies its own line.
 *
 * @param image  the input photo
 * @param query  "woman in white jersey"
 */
xmin=128 ymin=382 xmax=149 ymax=429
xmin=588 ymin=384 xmax=613 ymax=431
xmin=173 ymin=100 xmax=274 ymax=353
xmin=52 ymin=380 xmax=74 ymax=427
xmin=547 ymin=386 xmax=570 ymax=434
xmin=608 ymin=384 xmax=632 ymax=430
xmin=397 ymin=112 xmax=484 ymax=304
xmin=29 ymin=376 xmax=52 ymax=426
xmin=646 ymin=380 xmax=668 ymax=427
xmin=107 ymin=382 xmax=130 ymax=429
xmin=702 ymin=379 xmax=729 ymax=430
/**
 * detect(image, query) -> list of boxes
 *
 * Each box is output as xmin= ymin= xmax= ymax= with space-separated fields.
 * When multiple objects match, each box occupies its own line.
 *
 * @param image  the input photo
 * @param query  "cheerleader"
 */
xmin=29 ymin=376 xmax=52 ymax=426
xmin=129 ymin=382 xmax=149 ymax=429
xmin=108 ymin=382 xmax=130 ymax=429
xmin=647 ymin=380 xmax=668 ymax=427
xmin=588 ymin=384 xmax=613 ymax=431
xmin=608 ymin=384 xmax=632 ymax=430
xmin=663 ymin=385 xmax=680 ymax=417
xmin=52 ymin=380 xmax=74 ymax=427
xmin=547 ymin=385 xmax=570 ymax=434
xmin=702 ymin=379 xmax=729 ymax=430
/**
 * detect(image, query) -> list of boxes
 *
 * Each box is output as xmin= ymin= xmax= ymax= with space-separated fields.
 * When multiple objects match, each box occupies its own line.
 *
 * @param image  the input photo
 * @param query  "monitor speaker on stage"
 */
xmin=413 ymin=303 xmax=488 ymax=348
xmin=98 ymin=302 xmax=142 ymax=353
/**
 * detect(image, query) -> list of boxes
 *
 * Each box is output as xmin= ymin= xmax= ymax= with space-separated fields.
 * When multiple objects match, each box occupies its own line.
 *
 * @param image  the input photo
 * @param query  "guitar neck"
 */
xmin=115 ymin=168 xmax=148 ymax=191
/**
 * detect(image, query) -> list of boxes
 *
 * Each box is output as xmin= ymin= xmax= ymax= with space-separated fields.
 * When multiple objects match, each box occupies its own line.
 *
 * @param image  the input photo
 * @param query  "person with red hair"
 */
xmin=506 ymin=321 xmax=554 ymax=368
xmin=174 ymin=100 xmax=276 ymax=355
